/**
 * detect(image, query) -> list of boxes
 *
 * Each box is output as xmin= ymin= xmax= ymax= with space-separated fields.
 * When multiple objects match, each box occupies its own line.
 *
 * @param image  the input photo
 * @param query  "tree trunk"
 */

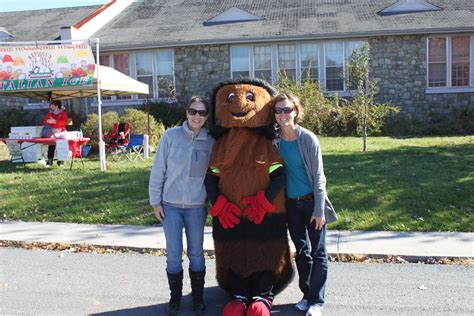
xmin=362 ymin=114 xmax=367 ymax=152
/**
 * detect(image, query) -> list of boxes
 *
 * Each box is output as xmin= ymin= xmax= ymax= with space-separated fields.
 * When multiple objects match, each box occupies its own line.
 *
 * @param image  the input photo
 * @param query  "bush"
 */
xmin=0 ymin=109 xmax=29 ymax=137
xmin=119 ymin=108 xmax=165 ymax=148
xmin=80 ymin=111 xmax=119 ymax=148
xmin=276 ymin=77 xmax=336 ymax=135
xmin=148 ymin=101 xmax=186 ymax=128
xmin=385 ymin=107 xmax=474 ymax=136
xmin=276 ymin=76 xmax=399 ymax=138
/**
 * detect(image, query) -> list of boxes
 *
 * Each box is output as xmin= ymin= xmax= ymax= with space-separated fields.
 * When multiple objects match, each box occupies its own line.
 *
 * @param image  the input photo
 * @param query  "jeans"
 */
xmin=47 ymin=145 xmax=56 ymax=161
xmin=162 ymin=204 xmax=208 ymax=274
xmin=286 ymin=199 xmax=328 ymax=307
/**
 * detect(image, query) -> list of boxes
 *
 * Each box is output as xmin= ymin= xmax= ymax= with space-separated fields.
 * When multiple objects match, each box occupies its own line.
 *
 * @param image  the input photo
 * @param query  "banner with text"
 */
xmin=0 ymin=43 xmax=96 ymax=91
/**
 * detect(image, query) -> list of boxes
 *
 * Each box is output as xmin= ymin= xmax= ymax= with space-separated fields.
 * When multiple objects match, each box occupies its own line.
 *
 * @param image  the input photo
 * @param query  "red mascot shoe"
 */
xmin=246 ymin=296 xmax=272 ymax=316
xmin=223 ymin=298 xmax=247 ymax=316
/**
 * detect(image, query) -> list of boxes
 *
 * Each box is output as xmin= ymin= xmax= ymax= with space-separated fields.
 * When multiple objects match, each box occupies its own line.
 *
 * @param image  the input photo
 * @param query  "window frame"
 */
xmin=97 ymin=49 xmax=175 ymax=106
xmin=426 ymin=34 xmax=474 ymax=94
xmin=230 ymin=40 xmax=365 ymax=95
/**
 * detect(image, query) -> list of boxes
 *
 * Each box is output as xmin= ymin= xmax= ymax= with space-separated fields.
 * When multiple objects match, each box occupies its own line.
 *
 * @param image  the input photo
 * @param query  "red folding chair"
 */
xmin=103 ymin=122 xmax=130 ymax=154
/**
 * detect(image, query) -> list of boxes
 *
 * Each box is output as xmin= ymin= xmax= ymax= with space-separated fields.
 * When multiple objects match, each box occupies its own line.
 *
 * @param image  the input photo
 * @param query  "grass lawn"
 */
xmin=0 ymin=136 xmax=473 ymax=232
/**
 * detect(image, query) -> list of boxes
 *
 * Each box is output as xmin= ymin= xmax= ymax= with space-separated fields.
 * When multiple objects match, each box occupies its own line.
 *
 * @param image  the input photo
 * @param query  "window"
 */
xmin=229 ymin=40 xmax=365 ymax=93
xmin=113 ymin=54 xmax=132 ymax=100
xmin=301 ymin=43 xmax=319 ymax=82
xmin=98 ymin=49 xmax=175 ymax=103
xmin=231 ymin=47 xmax=250 ymax=78
xmin=428 ymin=38 xmax=447 ymax=87
xmin=99 ymin=55 xmax=112 ymax=100
xmin=451 ymin=36 xmax=470 ymax=87
xmin=428 ymin=35 xmax=472 ymax=89
xmin=156 ymin=50 xmax=174 ymax=98
xmin=135 ymin=52 xmax=153 ymax=99
xmin=254 ymin=46 xmax=272 ymax=81
xmin=278 ymin=45 xmax=296 ymax=80
xmin=325 ymin=42 xmax=344 ymax=91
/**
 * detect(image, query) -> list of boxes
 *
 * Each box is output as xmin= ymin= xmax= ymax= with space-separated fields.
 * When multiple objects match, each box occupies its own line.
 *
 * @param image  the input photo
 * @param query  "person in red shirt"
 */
xmin=43 ymin=100 xmax=68 ymax=167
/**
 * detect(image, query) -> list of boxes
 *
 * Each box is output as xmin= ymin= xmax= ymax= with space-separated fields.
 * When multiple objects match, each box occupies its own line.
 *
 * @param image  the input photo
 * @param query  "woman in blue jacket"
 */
xmin=149 ymin=96 xmax=214 ymax=316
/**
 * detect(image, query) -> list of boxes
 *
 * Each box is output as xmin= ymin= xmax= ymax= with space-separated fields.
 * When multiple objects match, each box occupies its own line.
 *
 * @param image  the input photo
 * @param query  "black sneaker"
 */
xmin=57 ymin=161 xmax=64 ymax=166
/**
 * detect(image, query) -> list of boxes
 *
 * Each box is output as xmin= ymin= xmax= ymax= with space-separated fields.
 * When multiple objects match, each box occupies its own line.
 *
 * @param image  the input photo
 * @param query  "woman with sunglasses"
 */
xmin=149 ymin=96 xmax=214 ymax=316
xmin=271 ymin=93 xmax=337 ymax=316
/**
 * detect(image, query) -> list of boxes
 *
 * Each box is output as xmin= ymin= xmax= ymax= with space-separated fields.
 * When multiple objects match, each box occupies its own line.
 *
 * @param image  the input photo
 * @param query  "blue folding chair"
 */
xmin=123 ymin=134 xmax=144 ymax=161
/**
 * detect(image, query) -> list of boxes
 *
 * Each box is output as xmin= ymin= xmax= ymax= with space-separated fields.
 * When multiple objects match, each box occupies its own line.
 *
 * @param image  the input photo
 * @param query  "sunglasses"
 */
xmin=187 ymin=108 xmax=208 ymax=117
xmin=274 ymin=107 xmax=294 ymax=114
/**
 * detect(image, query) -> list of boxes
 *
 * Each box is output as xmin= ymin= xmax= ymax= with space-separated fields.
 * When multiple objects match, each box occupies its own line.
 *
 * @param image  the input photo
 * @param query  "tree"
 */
xmin=346 ymin=43 xmax=398 ymax=151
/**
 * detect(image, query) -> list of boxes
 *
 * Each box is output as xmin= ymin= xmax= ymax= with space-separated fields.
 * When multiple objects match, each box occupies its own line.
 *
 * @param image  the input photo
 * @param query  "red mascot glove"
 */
xmin=209 ymin=195 xmax=241 ymax=229
xmin=241 ymin=190 xmax=276 ymax=224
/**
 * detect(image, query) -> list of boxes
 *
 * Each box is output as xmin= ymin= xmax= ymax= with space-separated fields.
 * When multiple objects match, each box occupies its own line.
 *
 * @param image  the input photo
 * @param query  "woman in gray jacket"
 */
xmin=149 ymin=96 xmax=214 ymax=316
xmin=271 ymin=93 xmax=337 ymax=316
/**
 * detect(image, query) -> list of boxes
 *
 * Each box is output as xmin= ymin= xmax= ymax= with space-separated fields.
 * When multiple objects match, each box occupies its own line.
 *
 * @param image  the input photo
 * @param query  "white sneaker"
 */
xmin=295 ymin=298 xmax=309 ymax=311
xmin=306 ymin=304 xmax=323 ymax=316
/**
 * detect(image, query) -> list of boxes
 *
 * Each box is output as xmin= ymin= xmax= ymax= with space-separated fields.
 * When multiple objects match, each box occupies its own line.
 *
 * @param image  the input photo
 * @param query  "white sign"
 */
xmin=55 ymin=139 xmax=71 ymax=161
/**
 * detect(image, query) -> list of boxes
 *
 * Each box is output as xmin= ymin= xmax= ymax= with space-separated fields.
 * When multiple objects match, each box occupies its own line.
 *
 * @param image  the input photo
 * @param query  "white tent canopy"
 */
xmin=0 ymin=65 xmax=149 ymax=100
xmin=0 ymin=39 xmax=149 ymax=171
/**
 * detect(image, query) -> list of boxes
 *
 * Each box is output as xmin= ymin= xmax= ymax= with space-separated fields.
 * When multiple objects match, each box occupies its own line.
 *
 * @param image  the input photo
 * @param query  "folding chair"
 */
xmin=68 ymin=139 xmax=85 ymax=170
xmin=104 ymin=122 xmax=130 ymax=155
xmin=124 ymin=134 xmax=144 ymax=161
xmin=5 ymin=140 xmax=25 ymax=164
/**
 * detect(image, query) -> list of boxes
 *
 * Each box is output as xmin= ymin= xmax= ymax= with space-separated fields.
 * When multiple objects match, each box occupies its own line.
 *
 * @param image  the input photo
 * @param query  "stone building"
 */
xmin=0 ymin=0 xmax=473 ymax=119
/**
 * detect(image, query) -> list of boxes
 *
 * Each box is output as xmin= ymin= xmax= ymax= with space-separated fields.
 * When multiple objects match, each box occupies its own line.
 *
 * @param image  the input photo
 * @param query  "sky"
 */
xmin=0 ymin=0 xmax=108 ymax=12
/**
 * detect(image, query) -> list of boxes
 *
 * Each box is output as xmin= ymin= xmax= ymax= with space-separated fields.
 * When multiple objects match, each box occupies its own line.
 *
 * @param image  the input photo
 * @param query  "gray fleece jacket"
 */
xmin=275 ymin=124 xmax=338 ymax=224
xmin=149 ymin=121 xmax=214 ymax=208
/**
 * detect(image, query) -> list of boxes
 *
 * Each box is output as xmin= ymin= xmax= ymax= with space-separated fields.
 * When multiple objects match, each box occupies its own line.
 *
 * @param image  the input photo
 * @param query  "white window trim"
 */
xmin=96 ymin=49 xmax=175 ymax=104
xmin=426 ymin=34 xmax=474 ymax=94
xmin=324 ymin=41 xmax=346 ymax=92
xmin=230 ymin=40 xmax=365 ymax=94
xmin=230 ymin=45 xmax=251 ymax=78
xmin=299 ymin=43 xmax=320 ymax=83
xmin=155 ymin=49 xmax=176 ymax=101
xmin=99 ymin=53 xmax=136 ymax=102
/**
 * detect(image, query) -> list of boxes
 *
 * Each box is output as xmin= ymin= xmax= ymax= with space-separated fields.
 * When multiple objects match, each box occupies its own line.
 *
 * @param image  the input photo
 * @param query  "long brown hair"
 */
xmin=270 ymin=92 xmax=304 ymax=123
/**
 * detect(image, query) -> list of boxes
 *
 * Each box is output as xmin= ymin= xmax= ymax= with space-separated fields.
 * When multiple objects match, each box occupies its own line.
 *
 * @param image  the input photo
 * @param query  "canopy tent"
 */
xmin=0 ymin=65 xmax=149 ymax=100
xmin=0 ymin=39 xmax=149 ymax=171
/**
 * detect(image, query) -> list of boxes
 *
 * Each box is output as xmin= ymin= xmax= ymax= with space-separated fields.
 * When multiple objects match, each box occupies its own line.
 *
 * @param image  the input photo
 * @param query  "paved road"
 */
xmin=0 ymin=248 xmax=472 ymax=315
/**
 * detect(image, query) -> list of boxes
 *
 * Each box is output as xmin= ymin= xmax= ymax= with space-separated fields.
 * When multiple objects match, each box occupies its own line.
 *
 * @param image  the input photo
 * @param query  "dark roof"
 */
xmin=0 ymin=5 xmax=101 ymax=42
xmin=93 ymin=0 xmax=474 ymax=51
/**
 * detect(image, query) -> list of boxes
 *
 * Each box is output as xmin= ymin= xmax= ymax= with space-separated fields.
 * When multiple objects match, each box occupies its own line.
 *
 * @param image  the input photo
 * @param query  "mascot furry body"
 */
xmin=205 ymin=78 xmax=293 ymax=316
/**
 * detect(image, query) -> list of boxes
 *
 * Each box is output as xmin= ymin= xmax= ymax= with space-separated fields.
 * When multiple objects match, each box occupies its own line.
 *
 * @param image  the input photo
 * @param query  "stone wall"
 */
xmin=173 ymin=44 xmax=230 ymax=104
xmin=2 ymin=38 xmax=472 ymax=122
xmin=370 ymin=35 xmax=473 ymax=117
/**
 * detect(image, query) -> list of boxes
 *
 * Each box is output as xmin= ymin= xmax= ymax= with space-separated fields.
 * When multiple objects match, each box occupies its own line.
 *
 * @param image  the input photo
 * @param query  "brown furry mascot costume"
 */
xmin=205 ymin=78 xmax=293 ymax=316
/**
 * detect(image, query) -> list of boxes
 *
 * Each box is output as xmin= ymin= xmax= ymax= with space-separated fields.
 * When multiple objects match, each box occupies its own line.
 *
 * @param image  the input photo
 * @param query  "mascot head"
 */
xmin=210 ymin=78 xmax=277 ymax=134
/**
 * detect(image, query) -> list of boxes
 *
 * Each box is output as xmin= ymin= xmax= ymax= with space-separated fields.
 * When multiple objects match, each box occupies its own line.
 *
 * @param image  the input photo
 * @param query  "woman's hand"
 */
xmin=153 ymin=205 xmax=165 ymax=222
xmin=310 ymin=216 xmax=326 ymax=230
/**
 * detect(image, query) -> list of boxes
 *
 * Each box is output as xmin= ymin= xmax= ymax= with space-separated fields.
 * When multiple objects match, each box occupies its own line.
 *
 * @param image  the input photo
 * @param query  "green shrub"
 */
xmin=276 ymin=72 xmax=399 ymax=138
xmin=80 ymin=111 xmax=119 ymax=148
xmin=385 ymin=107 xmax=474 ymax=136
xmin=119 ymin=108 xmax=165 ymax=148
xmin=0 ymin=109 xmax=29 ymax=137
xmin=148 ymin=101 xmax=185 ymax=128
xmin=276 ymin=77 xmax=336 ymax=135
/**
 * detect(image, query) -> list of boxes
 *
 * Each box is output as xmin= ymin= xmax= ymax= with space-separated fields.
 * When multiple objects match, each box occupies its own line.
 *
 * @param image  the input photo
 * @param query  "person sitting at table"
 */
xmin=43 ymin=100 xmax=68 ymax=167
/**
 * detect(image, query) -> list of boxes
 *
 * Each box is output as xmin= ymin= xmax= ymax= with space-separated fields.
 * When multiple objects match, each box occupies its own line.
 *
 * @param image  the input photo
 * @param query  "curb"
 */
xmin=2 ymin=239 xmax=472 ymax=265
